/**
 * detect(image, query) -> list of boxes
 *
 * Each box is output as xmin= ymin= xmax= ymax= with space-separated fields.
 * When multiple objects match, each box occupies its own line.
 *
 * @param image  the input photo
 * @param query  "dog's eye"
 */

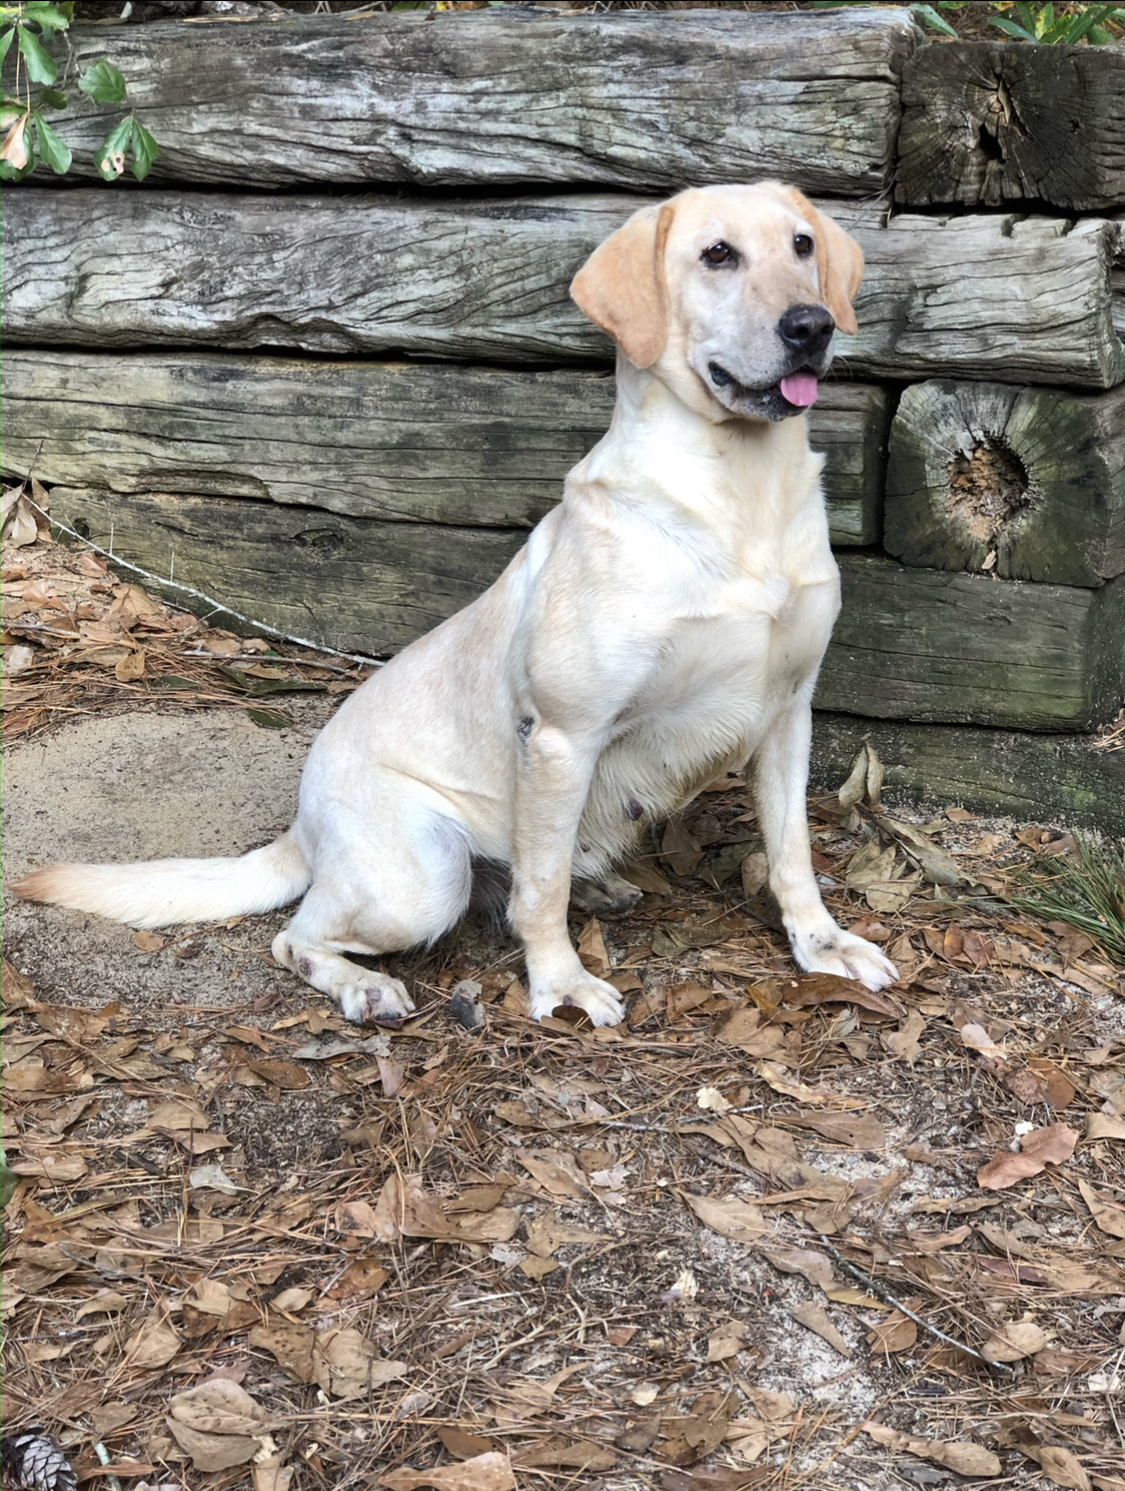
xmin=701 ymin=241 xmax=737 ymax=266
xmin=794 ymin=233 xmax=815 ymax=258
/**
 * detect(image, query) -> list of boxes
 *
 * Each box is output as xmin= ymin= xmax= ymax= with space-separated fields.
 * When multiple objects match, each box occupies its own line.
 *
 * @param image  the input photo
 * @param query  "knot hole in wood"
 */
xmin=946 ymin=436 xmax=1031 ymax=546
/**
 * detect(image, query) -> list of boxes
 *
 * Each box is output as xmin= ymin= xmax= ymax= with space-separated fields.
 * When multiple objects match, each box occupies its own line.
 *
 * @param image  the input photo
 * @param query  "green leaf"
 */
xmin=247 ymin=707 xmax=291 ymax=729
xmin=0 ymin=26 xmax=15 ymax=67
xmin=24 ymin=1 xmax=70 ymax=35
xmin=987 ymin=15 xmax=1037 ymax=39
xmin=129 ymin=116 xmax=159 ymax=180
xmin=909 ymin=3 xmax=960 ymax=37
xmin=94 ymin=113 xmax=132 ymax=181
xmin=37 ymin=86 xmax=66 ymax=109
xmin=1014 ymin=0 xmax=1037 ymax=31
xmin=33 ymin=110 xmax=70 ymax=172
xmin=16 ymin=23 xmax=57 ymax=84
xmin=0 ymin=1149 xmax=19 ymax=1209
xmin=78 ymin=57 xmax=126 ymax=103
xmin=216 ymin=664 xmax=326 ymax=697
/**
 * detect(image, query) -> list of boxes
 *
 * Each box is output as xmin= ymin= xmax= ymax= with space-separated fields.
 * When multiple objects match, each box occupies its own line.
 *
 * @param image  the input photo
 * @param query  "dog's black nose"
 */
xmin=777 ymin=303 xmax=835 ymax=356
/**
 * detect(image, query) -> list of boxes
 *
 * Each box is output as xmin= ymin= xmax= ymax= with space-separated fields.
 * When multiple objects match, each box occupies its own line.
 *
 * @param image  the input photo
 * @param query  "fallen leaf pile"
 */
xmin=1 ymin=524 xmax=368 ymax=741
xmin=3 ymin=535 xmax=1125 ymax=1491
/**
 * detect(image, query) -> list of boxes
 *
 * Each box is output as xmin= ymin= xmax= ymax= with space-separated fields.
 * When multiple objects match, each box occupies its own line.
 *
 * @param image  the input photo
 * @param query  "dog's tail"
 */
xmin=9 ymin=829 xmax=311 ymax=930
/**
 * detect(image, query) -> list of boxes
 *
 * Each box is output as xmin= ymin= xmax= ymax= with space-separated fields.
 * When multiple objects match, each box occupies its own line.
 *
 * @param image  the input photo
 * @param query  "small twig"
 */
xmin=94 ymin=1442 xmax=123 ymax=1491
xmin=816 ymin=1235 xmax=1015 ymax=1375
xmin=18 ymin=495 xmax=386 ymax=668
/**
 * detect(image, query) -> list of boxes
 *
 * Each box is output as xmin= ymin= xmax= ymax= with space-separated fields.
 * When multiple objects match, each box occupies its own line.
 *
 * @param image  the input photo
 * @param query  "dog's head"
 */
xmin=570 ymin=182 xmax=863 ymax=422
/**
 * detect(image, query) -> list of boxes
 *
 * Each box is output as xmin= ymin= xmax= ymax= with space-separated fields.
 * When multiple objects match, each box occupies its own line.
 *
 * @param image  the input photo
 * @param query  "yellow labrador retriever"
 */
xmin=14 ymin=182 xmax=897 ymax=1026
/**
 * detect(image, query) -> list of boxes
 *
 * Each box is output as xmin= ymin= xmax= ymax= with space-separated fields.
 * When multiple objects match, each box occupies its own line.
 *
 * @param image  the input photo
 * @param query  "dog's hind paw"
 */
xmin=339 ymin=975 xmax=416 ymax=1028
xmin=529 ymin=972 xmax=625 ymax=1028
xmin=570 ymin=873 xmax=644 ymax=916
xmin=790 ymin=925 xmax=898 ymax=992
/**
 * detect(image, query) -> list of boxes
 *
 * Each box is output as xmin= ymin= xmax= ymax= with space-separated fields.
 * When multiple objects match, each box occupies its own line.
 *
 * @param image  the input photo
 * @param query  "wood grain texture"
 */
xmin=897 ymin=41 xmax=1125 ymax=211
xmin=885 ymin=380 xmax=1125 ymax=587
xmin=1 ymin=350 xmax=887 ymax=546
xmin=49 ymin=487 xmax=526 ymax=659
xmin=818 ymin=555 xmax=1125 ymax=732
xmin=8 ymin=8 xmax=916 ymax=194
xmin=49 ymin=491 xmax=1123 ymax=734
xmin=811 ymin=713 xmax=1125 ymax=834
xmin=7 ymin=191 xmax=1124 ymax=387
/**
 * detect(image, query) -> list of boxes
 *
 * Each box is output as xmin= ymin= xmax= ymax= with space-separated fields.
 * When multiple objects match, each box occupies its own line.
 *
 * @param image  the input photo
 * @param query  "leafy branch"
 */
xmin=0 ymin=0 xmax=159 ymax=182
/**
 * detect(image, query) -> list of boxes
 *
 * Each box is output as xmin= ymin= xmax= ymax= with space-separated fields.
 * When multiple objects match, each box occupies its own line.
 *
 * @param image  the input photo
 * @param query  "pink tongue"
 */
xmin=780 ymin=372 xmax=819 ymax=407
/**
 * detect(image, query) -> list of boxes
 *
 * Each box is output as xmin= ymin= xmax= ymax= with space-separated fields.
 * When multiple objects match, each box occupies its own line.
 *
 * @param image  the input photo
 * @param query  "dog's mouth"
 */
xmin=706 ymin=360 xmax=823 ymax=420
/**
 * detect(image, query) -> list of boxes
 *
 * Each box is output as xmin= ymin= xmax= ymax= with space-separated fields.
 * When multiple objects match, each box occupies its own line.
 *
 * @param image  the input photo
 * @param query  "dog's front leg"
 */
xmin=754 ymin=699 xmax=898 ymax=992
xmin=510 ymin=721 xmax=625 ymax=1027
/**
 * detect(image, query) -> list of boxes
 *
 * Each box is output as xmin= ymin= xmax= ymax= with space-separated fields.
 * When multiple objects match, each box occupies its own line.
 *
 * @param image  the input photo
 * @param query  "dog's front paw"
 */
xmin=529 ymin=972 xmax=625 ymax=1028
xmin=339 ymin=974 xmax=416 ymax=1028
xmin=790 ymin=924 xmax=898 ymax=993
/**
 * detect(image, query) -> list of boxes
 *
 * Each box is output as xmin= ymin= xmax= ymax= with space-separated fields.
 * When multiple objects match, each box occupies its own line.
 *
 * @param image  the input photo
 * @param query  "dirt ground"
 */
xmin=3 ymin=537 xmax=1125 ymax=1491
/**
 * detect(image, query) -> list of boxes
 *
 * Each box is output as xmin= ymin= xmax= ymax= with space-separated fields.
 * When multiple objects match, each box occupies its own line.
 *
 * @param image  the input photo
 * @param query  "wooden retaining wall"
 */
xmin=3 ymin=6 xmax=1124 ymax=828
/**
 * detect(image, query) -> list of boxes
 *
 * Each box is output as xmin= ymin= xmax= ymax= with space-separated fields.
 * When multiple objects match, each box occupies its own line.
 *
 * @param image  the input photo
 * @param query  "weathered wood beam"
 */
xmin=811 ymin=713 xmax=1125 ymax=835
xmin=49 ymin=491 xmax=1124 ymax=735
xmin=8 ymin=8 xmax=916 ymax=195
xmin=49 ymin=487 xmax=526 ymax=659
xmin=1 ymin=351 xmax=888 ymax=547
xmin=817 ymin=555 xmax=1125 ymax=733
xmin=7 ymin=191 xmax=1123 ymax=387
xmin=897 ymin=41 xmax=1125 ymax=212
xmin=885 ymin=380 xmax=1125 ymax=588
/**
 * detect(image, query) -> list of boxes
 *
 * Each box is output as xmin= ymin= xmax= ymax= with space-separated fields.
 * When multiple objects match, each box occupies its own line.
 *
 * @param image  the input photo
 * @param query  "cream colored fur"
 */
xmin=13 ymin=182 xmax=897 ymax=1026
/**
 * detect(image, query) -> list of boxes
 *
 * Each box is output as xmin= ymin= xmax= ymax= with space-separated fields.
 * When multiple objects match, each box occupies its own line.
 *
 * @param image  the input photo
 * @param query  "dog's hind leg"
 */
xmin=272 ymin=800 xmax=473 ymax=1026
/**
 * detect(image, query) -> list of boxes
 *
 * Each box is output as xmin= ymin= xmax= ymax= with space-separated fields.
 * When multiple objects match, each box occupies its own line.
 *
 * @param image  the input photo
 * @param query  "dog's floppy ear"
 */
xmin=570 ymin=201 xmax=675 ymax=369
xmin=779 ymin=187 xmax=864 ymax=336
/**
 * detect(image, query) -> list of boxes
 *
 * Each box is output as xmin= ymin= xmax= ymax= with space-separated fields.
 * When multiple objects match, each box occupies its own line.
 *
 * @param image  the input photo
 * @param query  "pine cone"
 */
xmin=0 ymin=1430 xmax=76 ymax=1491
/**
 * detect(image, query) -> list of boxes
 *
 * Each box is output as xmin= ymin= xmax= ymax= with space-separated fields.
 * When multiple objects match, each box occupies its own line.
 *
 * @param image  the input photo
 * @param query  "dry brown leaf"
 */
xmin=166 ymin=1417 xmax=261 ymax=1473
xmin=1019 ymin=1443 xmax=1092 ymax=1491
xmin=884 ymin=1010 xmax=926 ymax=1063
xmin=757 ymin=1245 xmax=834 ymax=1291
xmin=790 ymin=1301 xmax=850 ymax=1356
xmin=904 ymin=1224 xmax=972 ymax=1254
xmin=516 ymin=1150 xmax=586 ymax=1199
xmin=123 ymin=1308 xmax=182 ymax=1369
xmin=755 ymin=1061 xmax=868 ymax=1109
xmin=114 ymin=648 xmax=146 ymax=682
xmin=252 ymin=1456 xmax=294 ymax=1491
xmin=313 ymin=1327 xmax=407 ymax=1400
xmin=334 ymin=1199 xmax=382 ymax=1239
xmin=865 ymin=1311 xmax=917 ymax=1354
xmin=862 ymin=1422 xmax=1000 ymax=1477
xmin=452 ymin=1207 xmax=521 ymax=1243
xmin=681 ymin=1192 xmax=765 ymax=1242
xmin=706 ymin=1319 xmax=751 ymax=1362
xmin=785 ymin=973 xmax=899 ymax=1018
xmin=1077 ymin=1179 xmax=1125 ymax=1239
xmin=248 ymin=1321 xmax=316 ymax=1384
xmin=437 ymin=1429 xmax=494 ymax=1461
xmin=525 ymin=1211 xmax=605 ymax=1258
xmin=379 ymin=1452 xmax=516 ymax=1491
xmin=516 ymin=1438 xmax=617 ymax=1471
xmin=982 ymin=1319 xmax=1050 ymax=1362
xmin=978 ymin=1123 xmax=1079 ymax=1189
xmin=789 ymin=1111 xmax=886 ymax=1148
xmin=244 ymin=1059 xmax=309 ymax=1090
xmin=1087 ymin=1114 xmax=1125 ymax=1142
xmin=326 ymin=1258 xmax=390 ymax=1300
xmin=661 ymin=819 xmax=703 ymax=876
xmin=169 ymin=1380 xmax=276 ymax=1438
xmin=577 ymin=917 xmax=610 ymax=976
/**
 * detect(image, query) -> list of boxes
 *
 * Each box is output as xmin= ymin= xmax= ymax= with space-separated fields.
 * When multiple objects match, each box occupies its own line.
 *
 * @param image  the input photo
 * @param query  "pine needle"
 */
xmin=1008 ymin=836 xmax=1125 ymax=964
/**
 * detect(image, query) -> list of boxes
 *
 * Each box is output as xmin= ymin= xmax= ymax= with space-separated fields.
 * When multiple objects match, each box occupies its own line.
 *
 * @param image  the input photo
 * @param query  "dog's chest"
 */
xmin=628 ymin=561 xmax=838 ymax=733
